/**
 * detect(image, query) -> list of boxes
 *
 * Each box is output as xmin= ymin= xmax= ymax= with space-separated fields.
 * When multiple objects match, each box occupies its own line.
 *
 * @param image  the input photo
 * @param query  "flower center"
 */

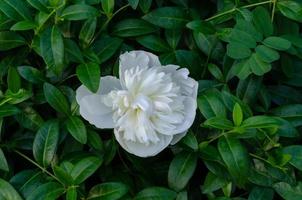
xmin=104 ymin=66 xmax=185 ymax=145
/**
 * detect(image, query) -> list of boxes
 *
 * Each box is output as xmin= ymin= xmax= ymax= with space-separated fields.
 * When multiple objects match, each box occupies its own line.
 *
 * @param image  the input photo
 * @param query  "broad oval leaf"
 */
xmin=17 ymin=66 xmax=45 ymax=84
xmin=252 ymin=6 xmax=273 ymax=37
xmin=255 ymin=45 xmax=280 ymax=63
xmin=43 ymin=82 xmax=70 ymax=115
xmin=112 ymin=19 xmax=158 ymax=37
xmin=87 ymin=182 xmax=129 ymax=200
xmin=66 ymin=116 xmax=87 ymax=144
xmin=282 ymin=145 xmax=302 ymax=171
xmin=0 ymin=31 xmax=26 ymax=51
xmin=33 ymin=120 xmax=59 ymax=167
xmin=241 ymin=116 xmax=281 ymax=129
xmin=263 ymin=37 xmax=291 ymax=51
xmin=0 ymin=0 xmax=32 ymax=21
xmin=135 ymin=187 xmax=177 ymax=200
xmin=0 ymin=104 xmax=20 ymax=117
xmin=274 ymin=182 xmax=302 ymax=200
xmin=71 ymin=156 xmax=102 ymax=184
xmin=61 ymin=4 xmax=99 ymax=20
xmin=27 ymin=182 xmax=65 ymax=200
xmin=218 ymin=137 xmax=250 ymax=187
xmin=168 ymin=152 xmax=198 ymax=191
xmin=76 ymin=62 xmax=100 ymax=93
xmin=142 ymin=7 xmax=190 ymax=29
xmin=137 ymin=35 xmax=172 ymax=52
xmin=0 ymin=178 xmax=23 ymax=200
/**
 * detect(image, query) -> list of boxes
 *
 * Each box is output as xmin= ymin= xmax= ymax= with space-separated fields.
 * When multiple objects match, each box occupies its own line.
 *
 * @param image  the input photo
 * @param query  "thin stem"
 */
xmin=208 ymin=130 xmax=234 ymax=144
xmin=14 ymin=150 xmax=65 ymax=186
xmin=205 ymin=0 xmax=273 ymax=21
xmin=90 ymin=4 xmax=130 ymax=45
xmin=271 ymin=0 xmax=277 ymax=22
xmin=249 ymin=152 xmax=286 ymax=171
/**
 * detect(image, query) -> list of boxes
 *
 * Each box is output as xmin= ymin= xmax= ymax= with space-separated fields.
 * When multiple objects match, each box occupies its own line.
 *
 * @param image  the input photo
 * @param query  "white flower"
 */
xmin=76 ymin=51 xmax=198 ymax=157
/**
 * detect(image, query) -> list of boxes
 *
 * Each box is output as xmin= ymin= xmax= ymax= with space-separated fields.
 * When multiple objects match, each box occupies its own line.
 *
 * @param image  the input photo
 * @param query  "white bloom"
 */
xmin=76 ymin=51 xmax=198 ymax=157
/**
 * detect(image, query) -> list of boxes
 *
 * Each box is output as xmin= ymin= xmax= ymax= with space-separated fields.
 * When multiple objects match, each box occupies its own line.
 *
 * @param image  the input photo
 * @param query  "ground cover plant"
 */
xmin=1 ymin=0 xmax=302 ymax=199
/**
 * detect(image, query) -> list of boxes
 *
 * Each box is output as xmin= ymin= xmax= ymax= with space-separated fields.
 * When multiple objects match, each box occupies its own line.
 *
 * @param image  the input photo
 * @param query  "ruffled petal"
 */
xmin=161 ymin=64 xmax=199 ymax=99
xmin=119 ymin=51 xmax=161 ymax=88
xmin=172 ymin=97 xmax=197 ymax=135
xmin=114 ymin=129 xmax=173 ymax=157
xmin=76 ymin=76 xmax=121 ymax=129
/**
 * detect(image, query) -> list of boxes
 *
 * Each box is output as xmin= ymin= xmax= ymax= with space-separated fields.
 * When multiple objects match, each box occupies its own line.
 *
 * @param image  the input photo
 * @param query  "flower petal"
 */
xmin=162 ymin=64 xmax=199 ymax=99
xmin=173 ymin=97 xmax=197 ymax=135
xmin=170 ymin=131 xmax=187 ymax=145
xmin=114 ymin=129 xmax=173 ymax=157
xmin=76 ymin=76 xmax=121 ymax=129
xmin=119 ymin=50 xmax=161 ymax=88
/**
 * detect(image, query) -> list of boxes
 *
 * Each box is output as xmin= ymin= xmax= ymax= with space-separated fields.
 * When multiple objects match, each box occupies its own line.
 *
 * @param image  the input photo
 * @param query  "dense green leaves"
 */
xmin=0 ymin=31 xmax=26 ymax=50
xmin=112 ymin=19 xmax=157 ymax=37
xmin=87 ymin=182 xmax=128 ymax=200
xmin=61 ymin=5 xmax=99 ymax=20
xmin=274 ymin=182 xmax=302 ymax=200
xmin=0 ymin=178 xmax=23 ymax=200
xmin=135 ymin=187 xmax=177 ymax=200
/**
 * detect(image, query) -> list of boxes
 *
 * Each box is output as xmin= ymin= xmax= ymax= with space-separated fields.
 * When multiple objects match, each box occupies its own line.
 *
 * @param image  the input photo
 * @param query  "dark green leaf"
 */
xmin=227 ymin=42 xmax=251 ymax=59
xmin=241 ymin=116 xmax=280 ymax=129
xmin=128 ymin=0 xmax=139 ymax=9
xmin=137 ymin=35 xmax=171 ymax=52
xmin=61 ymin=4 xmax=99 ymax=20
xmin=263 ymin=37 xmax=291 ymax=51
xmin=92 ymin=35 xmax=122 ymax=63
xmin=143 ymin=7 xmax=189 ymax=29
xmin=270 ymin=104 xmax=302 ymax=126
xmin=0 ymin=104 xmax=20 ymax=117
xmin=0 ymin=178 xmax=23 ymax=200
xmin=0 ymin=0 xmax=32 ymax=21
xmin=198 ymin=89 xmax=226 ymax=119
xmin=79 ymin=18 xmax=97 ymax=48
xmin=71 ymin=156 xmax=102 ymax=184
xmin=33 ymin=120 xmax=59 ymax=167
xmin=252 ymin=6 xmax=273 ymax=37
xmin=274 ymin=182 xmax=302 ymax=200
xmin=18 ymin=66 xmax=45 ymax=84
xmin=255 ymin=45 xmax=280 ymax=63
xmin=0 ymin=148 xmax=9 ymax=171
xmin=101 ymin=0 xmax=114 ymax=14
xmin=112 ymin=19 xmax=157 ymax=37
xmin=66 ymin=116 xmax=87 ymax=144
xmin=135 ymin=187 xmax=177 ymax=200
xmin=10 ymin=20 xmax=37 ymax=31
xmin=277 ymin=1 xmax=302 ymax=22
xmin=26 ymin=0 xmax=49 ymax=12
xmin=0 ymin=31 xmax=26 ymax=51
xmin=186 ymin=20 xmax=215 ymax=34
xmin=168 ymin=152 xmax=197 ymax=191
xmin=282 ymin=145 xmax=302 ymax=171
xmin=7 ymin=66 xmax=21 ymax=93
xmin=87 ymin=182 xmax=129 ymax=200
xmin=76 ymin=62 xmax=100 ymax=93
xmin=43 ymin=82 xmax=70 ymax=115
xmin=248 ymin=187 xmax=274 ymax=200
xmin=203 ymin=117 xmax=233 ymax=130
xmin=218 ymin=137 xmax=249 ymax=186
xmin=27 ymin=182 xmax=64 ymax=200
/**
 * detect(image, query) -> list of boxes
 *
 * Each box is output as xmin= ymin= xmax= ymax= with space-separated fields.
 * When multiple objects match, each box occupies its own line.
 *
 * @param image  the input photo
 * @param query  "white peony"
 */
xmin=76 ymin=50 xmax=198 ymax=157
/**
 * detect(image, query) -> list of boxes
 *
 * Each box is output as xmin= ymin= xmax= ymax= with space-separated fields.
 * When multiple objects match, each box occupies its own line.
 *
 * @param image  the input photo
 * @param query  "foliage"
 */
xmin=0 ymin=0 xmax=302 ymax=199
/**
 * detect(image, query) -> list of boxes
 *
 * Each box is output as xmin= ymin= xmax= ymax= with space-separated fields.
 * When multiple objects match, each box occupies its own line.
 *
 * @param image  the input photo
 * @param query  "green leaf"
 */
xmin=201 ymin=172 xmax=227 ymax=194
xmin=203 ymin=117 xmax=233 ymax=130
xmin=277 ymin=1 xmax=302 ymax=22
xmin=7 ymin=66 xmax=21 ymax=93
xmin=66 ymin=116 xmax=87 ymax=144
xmin=181 ymin=131 xmax=198 ymax=151
xmin=263 ymin=37 xmax=291 ymax=51
xmin=0 ymin=104 xmax=20 ymax=117
xmin=33 ymin=120 xmax=59 ymax=167
xmin=236 ymin=75 xmax=262 ymax=105
xmin=274 ymin=182 xmax=302 ymax=200
xmin=43 ymin=82 xmax=70 ymax=115
xmin=198 ymin=89 xmax=226 ymax=119
xmin=87 ymin=182 xmax=129 ymax=200
xmin=10 ymin=20 xmax=37 ymax=31
xmin=282 ymin=145 xmax=302 ymax=171
xmin=112 ymin=19 xmax=158 ymax=37
xmin=233 ymin=103 xmax=243 ymax=126
xmin=26 ymin=0 xmax=49 ymax=13
xmin=227 ymin=42 xmax=251 ymax=59
xmin=0 ymin=178 xmax=23 ymax=200
xmin=246 ymin=53 xmax=272 ymax=76
xmin=186 ymin=20 xmax=215 ymax=34
xmin=71 ymin=156 xmax=102 ymax=184
xmin=241 ymin=116 xmax=280 ymax=129
xmin=252 ymin=6 xmax=273 ymax=37
xmin=76 ymin=62 xmax=100 ymax=93
xmin=0 ymin=0 xmax=32 ymax=21
xmin=234 ymin=19 xmax=263 ymax=42
xmin=255 ymin=45 xmax=280 ymax=63
xmin=61 ymin=4 xmax=99 ymax=20
xmin=40 ymin=26 xmax=64 ymax=75
xmin=128 ymin=0 xmax=139 ymax=9
xmin=135 ymin=187 xmax=177 ymax=200
xmin=165 ymin=29 xmax=182 ymax=49
xmin=101 ymin=0 xmax=114 ymax=14
xmin=87 ymin=130 xmax=104 ymax=150
xmin=208 ymin=63 xmax=224 ymax=81
xmin=15 ymin=107 xmax=44 ymax=131
xmin=137 ymin=35 xmax=171 ymax=52
xmin=65 ymin=39 xmax=84 ymax=63
xmin=218 ymin=136 xmax=249 ymax=187
xmin=168 ymin=152 xmax=198 ymax=191
xmin=53 ymin=165 xmax=74 ymax=185
xmin=18 ymin=66 xmax=45 ymax=84
xmin=0 ymin=148 xmax=9 ymax=171
xmin=142 ymin=7 xmax=189 ymax=29
xmin=27 ymin=182 xmax=64 ymax=200
xmin=79 ymin=18 xmax=97 ymax=48
xmin=270 ymin=104 xmax=302 ymax=126
xmin=248 ymin=187 xmax=274 ymax=200
xmin=0 ymin=31 xmax=26 ymax=51
xmin=229 ymin=29 xmax=257 ymax=48
xmin=92 ymin=35 xmax=122 ymax=64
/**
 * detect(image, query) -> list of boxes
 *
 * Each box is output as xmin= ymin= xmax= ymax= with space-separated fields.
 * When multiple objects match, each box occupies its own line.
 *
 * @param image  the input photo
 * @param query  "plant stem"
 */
xmin=205 ymin=0 xmax=273 ymax=21
xmin=14 ymin=150 xmax=64 ymax=186
xmin=271 ymin=0 xmax=277 ymax=22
